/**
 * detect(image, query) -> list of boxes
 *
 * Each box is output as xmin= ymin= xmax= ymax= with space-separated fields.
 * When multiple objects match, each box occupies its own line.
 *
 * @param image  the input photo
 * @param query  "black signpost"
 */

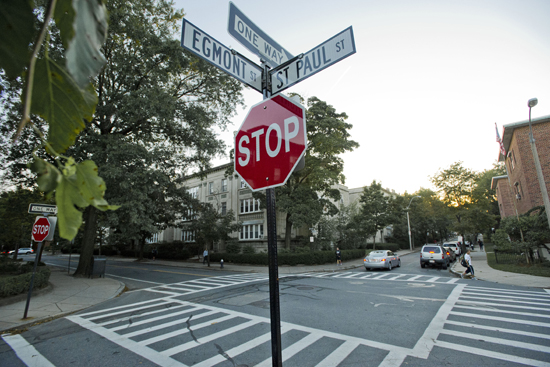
xmin=181 ymin=7 xmax=355 ymax=366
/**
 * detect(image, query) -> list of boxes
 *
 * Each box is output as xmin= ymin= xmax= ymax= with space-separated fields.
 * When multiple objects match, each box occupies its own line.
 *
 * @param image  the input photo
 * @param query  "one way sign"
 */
xmin=270 ymin=27 xmax=356 ymax=94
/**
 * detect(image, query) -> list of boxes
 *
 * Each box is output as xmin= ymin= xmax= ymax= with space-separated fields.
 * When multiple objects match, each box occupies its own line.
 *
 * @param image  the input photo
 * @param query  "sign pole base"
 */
xmin=23 ymin=242 xmax=42 ymax=319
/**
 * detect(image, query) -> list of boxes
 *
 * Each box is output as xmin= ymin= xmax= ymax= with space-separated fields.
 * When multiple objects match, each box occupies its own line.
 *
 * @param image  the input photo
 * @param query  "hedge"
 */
xmin=209 ymin=249 xmax=368 ymax=266
xmin=0 ymin=266 xmax=51 ymax=298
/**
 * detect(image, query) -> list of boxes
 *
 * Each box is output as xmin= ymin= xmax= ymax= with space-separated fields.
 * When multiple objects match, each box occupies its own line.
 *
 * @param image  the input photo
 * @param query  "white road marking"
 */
xmin=1 ymin=334 xmax=55 ymax=367
xmin=440 ymin=328 xmax=550 ymax=353
xmin=315 ymin=340 xmax=360 ymax=367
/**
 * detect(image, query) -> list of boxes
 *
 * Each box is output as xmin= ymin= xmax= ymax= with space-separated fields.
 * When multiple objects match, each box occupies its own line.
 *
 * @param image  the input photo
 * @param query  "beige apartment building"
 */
xmin=156 ymin=162 xmax=397 ymax=251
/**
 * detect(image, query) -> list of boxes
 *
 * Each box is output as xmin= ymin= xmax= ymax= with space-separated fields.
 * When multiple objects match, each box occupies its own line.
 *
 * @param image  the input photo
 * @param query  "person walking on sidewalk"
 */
xmin=203 ymin=249 xmax=209 ymax=265
xmin=461 ymin=249 xmax=476 ymax=279
xmin=335 ymin=247 xmax=342 ymax=266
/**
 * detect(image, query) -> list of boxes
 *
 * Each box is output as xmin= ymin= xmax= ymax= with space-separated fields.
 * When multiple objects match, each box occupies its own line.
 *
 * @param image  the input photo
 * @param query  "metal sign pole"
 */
xmin=263 ymin=64 xmax=282 ymax=367
xmin=23 ymin=241 xmax=42 ymax=319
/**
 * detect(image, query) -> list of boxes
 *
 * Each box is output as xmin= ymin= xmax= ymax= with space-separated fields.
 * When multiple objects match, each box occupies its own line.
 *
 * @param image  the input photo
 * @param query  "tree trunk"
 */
xmin=74 ymin=206 xmax=97 ymax=277
xmin=285 ymin=213 xmax=292 ymax=250
xmin=138 ymin=237 xmax=145 ymax=260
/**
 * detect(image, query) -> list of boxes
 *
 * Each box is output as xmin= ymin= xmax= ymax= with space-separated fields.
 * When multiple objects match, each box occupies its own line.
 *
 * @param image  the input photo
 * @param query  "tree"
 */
xmin=357 ymin=180 xmax=398 ymax=249
xmin=2 ymin=0 xmax=244 ymax=276
xmin=188 ymin=203 xmax=241 ymax=266
xmin=256 ymin=96 xmax=359 ymax=249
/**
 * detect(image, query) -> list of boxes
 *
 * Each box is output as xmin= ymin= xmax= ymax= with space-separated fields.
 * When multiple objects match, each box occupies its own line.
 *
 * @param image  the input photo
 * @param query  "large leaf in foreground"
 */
xmin=31 ymin=57 xmax=97 ymax=153
xmin=56 ymin=160 xmax=119 ymax=239
xmin=0 ymin=0 xmax=34 ymax=78
xmin=66 ymin=0 xmax=108 ymax=87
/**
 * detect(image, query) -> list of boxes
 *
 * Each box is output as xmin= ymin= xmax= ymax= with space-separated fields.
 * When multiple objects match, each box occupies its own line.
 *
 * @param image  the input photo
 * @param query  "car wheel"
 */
xmin=442 ymin=262 xmax=448 ymax=270
xmin=388 ymin=262 xmax=392 ymax=271
xmin=365 ymin=268 xmax=370 ymax=271
xmin=26 ymin=251 xmax=31 ymax=254
xmin=420 ymin=262 xmax=425 ymax=268
xmin=397 ymin=260 xmax=401 ymax=267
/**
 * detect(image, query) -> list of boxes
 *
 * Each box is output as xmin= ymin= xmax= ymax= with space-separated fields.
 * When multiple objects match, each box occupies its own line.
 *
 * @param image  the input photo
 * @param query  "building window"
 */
xmin=221 ymin=202 xmax=227 ymax=216
xmin=188 ymin=186 xmax=199 ymax=199
xmin=514 ymin=181 xmax=523 ymax=200
xmin=508 ymin=150 xmax=516 ymax=170
xmin=146 ymin=233 xmax=159 ymax=243
xmin=240 ymin=179 xmax=248 ymax=189
xmin=240 ymin=224 xmax=263 ymax=240
xmin=240 ymin=198 xmax=261 ymax=213
xmin=182 ymin=230 xmax=195 ymax=242
xmin=208 ymin=182 xmax=214 ymax=194
xmin=222 ymin=178 xmax=228 ymax=192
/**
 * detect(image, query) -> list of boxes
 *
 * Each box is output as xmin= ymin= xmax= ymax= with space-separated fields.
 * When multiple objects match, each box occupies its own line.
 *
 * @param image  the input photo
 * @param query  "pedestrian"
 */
xmin=335 ymin=247 xmax=342 ymax=266
xmin=152 ymin=247 xmax=158 ymax=261
xmin=461 ymin=249 xmax=476 ymax=279
xmin=478 ymin=239 xmax=484 ymax=251
xmin=203 ymin=248 xmax=209 ymax=265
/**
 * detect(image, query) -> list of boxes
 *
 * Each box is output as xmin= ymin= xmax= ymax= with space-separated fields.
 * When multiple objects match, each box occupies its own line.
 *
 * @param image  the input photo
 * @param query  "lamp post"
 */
xmin=406 ymin=196 xmax=421 ymax=251
xmin=527 ymin=98 xmax=550 ymax=230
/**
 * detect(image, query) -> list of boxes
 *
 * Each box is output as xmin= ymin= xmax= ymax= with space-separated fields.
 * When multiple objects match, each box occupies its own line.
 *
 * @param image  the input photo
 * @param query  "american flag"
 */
xmin=495 ymin=123 xmax=506 ymax=157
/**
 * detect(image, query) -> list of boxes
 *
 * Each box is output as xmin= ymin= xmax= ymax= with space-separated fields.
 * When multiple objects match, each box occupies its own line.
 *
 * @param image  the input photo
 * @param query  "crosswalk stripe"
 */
xmin=387 ymin=274 xmax=407 ymax=280
xmin=99 ymin=304 xmax=191 ymax=327
xmin=255 ymin=333 xmax=323 ymax=367
xmin=407 ymin=275 xmax=422 ymax=281
xmin=161 ymin=319 xmax=261 ymax=356
xmin=440 ymin=329 xmax=550 ymax=353
xmin=315 ymin=340 xmax=359 ymax=367
xmin=332 ymin=272 xmax=354 ymax=278
xmin=435 ymin=340 xmax=550 ymax=367
xmin=426 ymin=277 xmax=440 ymax=283
xmin=459 ymin=295 xmax=550 ymax=307
xmin=87 ymin=299 xmax=172 ymax=321
xmin=444 ymin=319 xmax=550 ymax=340
xmin=446 ymin=278 xmax=459 ymax=284
xmin=109 ymin=306 xmax=205 ymax=332
xmin=461 ymin=291 xmax=550 ymax=303
xmin=466 ymin=286 xmax=550 ymax=297
xmin=455 ymin=301 xmax=550 ymax=312
xmin=450 ymin=311 xmax=550 ymax=328
xmin=80 ymin=298 xmax=166 ymax=318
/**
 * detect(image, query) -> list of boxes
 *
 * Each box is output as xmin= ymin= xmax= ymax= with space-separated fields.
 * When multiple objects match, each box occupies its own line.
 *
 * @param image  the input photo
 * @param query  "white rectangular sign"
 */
xmin=270 ymin=27 xmax=356 ymax=94
xmin=228 ymin=2 xmax=293 ymax=68
xmin=28 ymin=203 xmax=57 ymax=215
xmin=181 ymin=19 xmax=263 ymax=93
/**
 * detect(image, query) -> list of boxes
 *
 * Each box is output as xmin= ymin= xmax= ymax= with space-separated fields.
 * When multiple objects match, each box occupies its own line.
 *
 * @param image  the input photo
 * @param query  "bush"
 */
xmin=226 ymin=242 xmax=241 ymax=254
xmin=242 ymin=245 xmax=255 ymax=254
xmin=0 ymin=266 xmax=51 ymax=297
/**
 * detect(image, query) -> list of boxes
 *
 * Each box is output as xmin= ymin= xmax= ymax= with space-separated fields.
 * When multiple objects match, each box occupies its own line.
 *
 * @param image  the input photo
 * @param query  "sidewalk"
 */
xmin=450 ymin=249 xmax=549 ymax=288
xmin=0 ymin=266 xmax=124 ymax=334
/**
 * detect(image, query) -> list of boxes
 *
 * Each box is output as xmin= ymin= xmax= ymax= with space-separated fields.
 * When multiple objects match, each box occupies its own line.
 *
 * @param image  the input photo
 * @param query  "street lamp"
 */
xmin=527 ymin=98 xmax=550 ymax=230
xmin=406 ymin=196 xmax=421 ymax=251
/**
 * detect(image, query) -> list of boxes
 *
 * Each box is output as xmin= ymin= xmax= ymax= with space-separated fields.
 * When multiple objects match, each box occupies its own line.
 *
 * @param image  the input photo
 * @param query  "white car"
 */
xmin=442 ymin=241 xmax=461 ymax=256
xmin=8 ymin=247 xmax=34 ymax=255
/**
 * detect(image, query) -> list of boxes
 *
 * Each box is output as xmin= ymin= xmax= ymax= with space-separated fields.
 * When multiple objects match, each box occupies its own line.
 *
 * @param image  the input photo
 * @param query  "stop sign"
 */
xmin=32 ymin=217 xmax=50 ymax=242
xmin=235 ymin=94 xmax=306 ymax=191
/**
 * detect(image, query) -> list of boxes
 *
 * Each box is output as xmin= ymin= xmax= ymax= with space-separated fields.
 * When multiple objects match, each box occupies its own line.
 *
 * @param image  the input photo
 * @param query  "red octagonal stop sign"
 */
xmin=32 ymin=217 xmax=50 ymax=242
xmin=235 ymin=94 xmax=306 ymax=191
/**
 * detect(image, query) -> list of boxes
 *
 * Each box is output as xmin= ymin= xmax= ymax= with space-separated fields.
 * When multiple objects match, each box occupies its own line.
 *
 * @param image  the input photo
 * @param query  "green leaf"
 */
xmin=54 ymin=0 xmax=76 ymax=49
xmin=31 ymin=57 xmax=97 ymax=153
xmin=56 ymin=159 xmax=119 ymax=239
xmin=74 ymin=160 xmax=120 ymax=211
xmin=29 ymin=157 xmax=62 ymax=193
xmin=0 ymin=0 xmax=34 ymax=78
xmin=66 ymin=0 xmax=108 ymax=87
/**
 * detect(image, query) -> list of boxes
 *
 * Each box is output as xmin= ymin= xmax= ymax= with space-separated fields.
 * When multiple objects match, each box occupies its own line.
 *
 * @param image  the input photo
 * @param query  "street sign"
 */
xmin=32 ymin=217 xmax=50 ymax=242
xmin=227 ymin=2 xmax=293 ymax=69
xmin=270 ymin=26 xmax=356 ymax=94
xmin=181 ymin=19 xmax=263 ymax=93
xmin=28 ymin=203 xmax=57 ymax=215
xmin=235 ymin=94 xmax=306 ymax=191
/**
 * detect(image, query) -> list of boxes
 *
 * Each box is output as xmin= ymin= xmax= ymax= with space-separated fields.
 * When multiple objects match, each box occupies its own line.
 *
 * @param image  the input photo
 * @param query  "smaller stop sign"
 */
xmin=32 ymin=217 xmax=50 ymax=242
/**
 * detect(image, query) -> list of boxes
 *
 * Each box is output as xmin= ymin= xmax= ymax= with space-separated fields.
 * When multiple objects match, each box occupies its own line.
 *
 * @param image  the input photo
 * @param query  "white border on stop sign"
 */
xmin=234 ymin=94 xmax=307 ymax=192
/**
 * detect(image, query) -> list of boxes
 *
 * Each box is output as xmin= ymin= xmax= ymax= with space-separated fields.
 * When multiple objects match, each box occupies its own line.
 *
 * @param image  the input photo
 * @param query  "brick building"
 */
xmin=494 ymin=115 xmax=550 ymax=216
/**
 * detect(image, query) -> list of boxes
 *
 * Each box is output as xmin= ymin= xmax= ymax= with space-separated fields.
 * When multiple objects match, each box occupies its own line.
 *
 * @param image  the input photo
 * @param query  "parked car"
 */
xmin=443 ymin=246 xmax=456 ymax=262
xmin=364 ymin=250 xmax=401 ymax=271
xmin=443 ymin=241 xmax=461 ymax=256
xmin=8 ymin=248 xmax=34 ymax=255
xmin=420 ymin=245 xmax=449 ymax=269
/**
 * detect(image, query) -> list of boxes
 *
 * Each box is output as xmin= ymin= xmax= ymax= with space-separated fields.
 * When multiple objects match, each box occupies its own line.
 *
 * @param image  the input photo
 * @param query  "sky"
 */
xmin=174 ymin=0 xmax=550 ymax=194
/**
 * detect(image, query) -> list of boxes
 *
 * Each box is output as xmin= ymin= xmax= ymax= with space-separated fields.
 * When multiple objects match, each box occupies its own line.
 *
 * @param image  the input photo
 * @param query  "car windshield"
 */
xmin=370 ymin=252 xmax=386 ymax=257
xmin=424 ymin=247 xmax=440 ymax=253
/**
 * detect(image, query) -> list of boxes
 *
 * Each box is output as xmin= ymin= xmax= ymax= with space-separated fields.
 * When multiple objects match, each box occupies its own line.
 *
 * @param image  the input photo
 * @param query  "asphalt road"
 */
xmin=1 ymin=253 xmax=549 ymax=366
